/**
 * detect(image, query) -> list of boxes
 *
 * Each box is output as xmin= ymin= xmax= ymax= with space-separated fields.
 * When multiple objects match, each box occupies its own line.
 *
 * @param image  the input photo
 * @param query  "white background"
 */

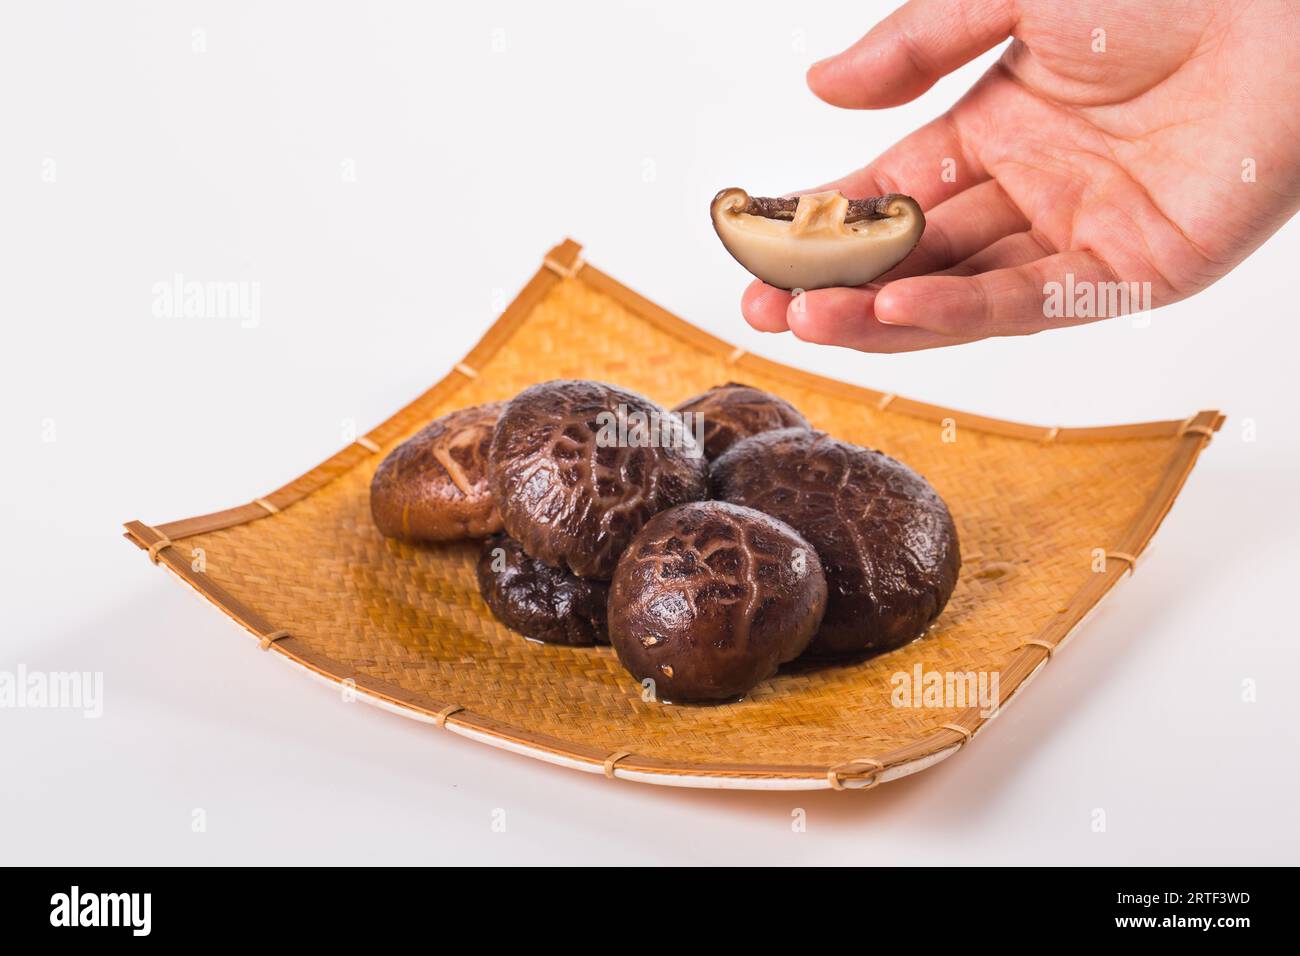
xmin=3 ymin=1 xmax=1297 ymax=865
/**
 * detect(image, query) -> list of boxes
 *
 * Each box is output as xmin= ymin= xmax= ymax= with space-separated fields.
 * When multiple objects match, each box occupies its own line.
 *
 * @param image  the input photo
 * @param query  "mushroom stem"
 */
xmin=741 ymin=194 xmax=911 ymax=224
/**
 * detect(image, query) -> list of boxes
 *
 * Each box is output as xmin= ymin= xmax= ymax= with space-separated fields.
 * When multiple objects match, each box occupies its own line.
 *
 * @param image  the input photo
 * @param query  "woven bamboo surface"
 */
xmin=125 ymin=239 xmax=1222 ymax=791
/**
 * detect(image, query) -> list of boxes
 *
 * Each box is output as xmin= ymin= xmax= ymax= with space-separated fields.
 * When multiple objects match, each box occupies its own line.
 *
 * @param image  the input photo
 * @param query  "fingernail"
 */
xmin=873 ymin=288 xmax=912 ymax=326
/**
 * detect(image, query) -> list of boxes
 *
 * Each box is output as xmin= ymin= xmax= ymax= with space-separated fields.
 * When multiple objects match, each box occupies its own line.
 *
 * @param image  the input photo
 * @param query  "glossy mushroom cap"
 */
xmin=711 ymin=188 xmax=925 ymax=290
xmin=488 ymin=380 xmax=708 ymax=579
xmin=369 ymin=402 xmax=505 ymax=543
xmin=710 ymin=428 xmax=960 ymax=658
xmin=608 ymin=500 xmax=827 ymax=702
xmin=672 ymin=382 xmax=810 ymax=460
xmin=476 ymin=534 xmax=610 ymax=646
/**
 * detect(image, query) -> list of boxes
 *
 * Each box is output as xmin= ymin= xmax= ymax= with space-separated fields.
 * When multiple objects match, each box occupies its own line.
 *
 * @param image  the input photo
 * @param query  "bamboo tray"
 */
xmin=125 ymin=239 xmax=1222 ymax=791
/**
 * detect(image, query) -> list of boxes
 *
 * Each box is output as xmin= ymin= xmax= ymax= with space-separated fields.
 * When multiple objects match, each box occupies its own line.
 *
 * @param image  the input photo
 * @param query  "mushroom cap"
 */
xmin=710 ymin=428 xmax=960 ymax=658
xmin=369 ymin=401 xmax=506 ymax=543
xmin=608 ymin=500 xmax=827 ymax=702
xmin=488 ymin=379 xmax=709 ymax=579
xmin=476 ymin=534 xmax=610 ymax=646
xmin=671 ymin=382 xmax=810 ymax=460
xmin=710 ymin=188 xmax=925 ymax=291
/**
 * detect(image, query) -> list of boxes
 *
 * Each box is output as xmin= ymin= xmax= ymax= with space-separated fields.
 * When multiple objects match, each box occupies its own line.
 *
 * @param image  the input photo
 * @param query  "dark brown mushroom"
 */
xmin=710 ymin=428 xmax=960 ymax=658
xmin=672 ymin=382 xmax=810 ymax=460
xmin=711 ymin=187 xmax=925 ymax=290
xmin=488 ymin=380 xmax=708 ymax=579
xmin=369 ymin=402 xmax=505 ymax=543
xmin=608 ymin=501 xmax=827 ymax=702
xmin=476 ymin=534 xmax=610 ymax=646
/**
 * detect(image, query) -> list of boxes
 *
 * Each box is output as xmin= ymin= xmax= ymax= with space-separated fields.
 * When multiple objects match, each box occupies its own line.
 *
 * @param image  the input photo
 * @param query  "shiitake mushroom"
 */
xmin=608 ymin=501 xmax=827 ymax=702
xmin=672 ymin=382 xmax=810 ymax=460
xmin=489 ymin=380 xmax=708 ymax=579
xmin=377 ymin=379 xmax=960 ymax=700
xmin=370 ymin=402 xmax=505 ymax=543
xmin=710 ymin=428 xmax=960 ymax=659
xmin=476 ymin=534 xmax=609 ymax=646
xmin=711 ymin=188 xmax=925 ymax=290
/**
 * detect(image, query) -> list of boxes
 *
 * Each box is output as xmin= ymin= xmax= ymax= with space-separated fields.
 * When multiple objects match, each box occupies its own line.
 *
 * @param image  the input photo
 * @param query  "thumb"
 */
xmin=808 ymin=0 xmax=1017 ymax=108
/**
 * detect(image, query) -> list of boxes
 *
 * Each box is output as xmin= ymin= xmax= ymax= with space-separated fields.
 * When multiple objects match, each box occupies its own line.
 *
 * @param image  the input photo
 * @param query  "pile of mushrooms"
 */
xmin=371 ymin=379 xmax=959 ymax=703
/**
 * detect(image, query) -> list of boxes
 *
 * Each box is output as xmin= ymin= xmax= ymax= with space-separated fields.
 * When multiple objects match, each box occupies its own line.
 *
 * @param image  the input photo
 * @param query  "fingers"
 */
xmin=741 ymin=284 xmax=964 ymax=351
xmin=811 ymin=113 xmax=986 ymax=212
xmin=808 ymin=0 xmax=1018 ymax=109
xmin=874 ymin=250 xmax=1124 ymax=337
xmin=741 ymin=282 xmax=795 ymax=333
xmin=879 ymin=180 xmax=1029 ymax=280
xmin=785 ymin=287 xmax=976 ymax=353
xmin=934 ymin=229 xmax=1056 ymax=277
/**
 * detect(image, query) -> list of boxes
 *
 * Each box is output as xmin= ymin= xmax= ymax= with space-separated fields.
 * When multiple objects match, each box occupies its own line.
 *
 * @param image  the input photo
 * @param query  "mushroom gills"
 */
xmin=711 ymin=188 xmax=925 ymax=291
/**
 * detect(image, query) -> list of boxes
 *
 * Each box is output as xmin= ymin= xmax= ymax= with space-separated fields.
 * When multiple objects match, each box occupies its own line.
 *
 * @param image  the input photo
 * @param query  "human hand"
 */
xmin=741 ymin=0 xmax=1300 ymax=352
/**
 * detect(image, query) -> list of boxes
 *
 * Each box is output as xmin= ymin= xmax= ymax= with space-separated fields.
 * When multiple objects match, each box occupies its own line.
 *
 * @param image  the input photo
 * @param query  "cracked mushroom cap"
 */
xmin=710 ymin=428 xmax=960 ymax=659
xmin=672 ymin=382 xmax=810 ymax=460
xmin=369 ymin=401 xmax=505 ymax=543
xmin=488 ymin=380 xmax=709 ymax=579
xmin=608 ymin=500 xmax=827 ymax=702
xmin=476 ymin=534 xmax=610 ymax=646
xmin=711 ymin=187 xmax=925 ymax=291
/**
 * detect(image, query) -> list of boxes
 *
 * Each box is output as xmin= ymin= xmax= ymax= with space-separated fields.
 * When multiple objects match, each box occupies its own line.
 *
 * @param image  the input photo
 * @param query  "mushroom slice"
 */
xmin=710 ymin=187 xmax=926 ymax=291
